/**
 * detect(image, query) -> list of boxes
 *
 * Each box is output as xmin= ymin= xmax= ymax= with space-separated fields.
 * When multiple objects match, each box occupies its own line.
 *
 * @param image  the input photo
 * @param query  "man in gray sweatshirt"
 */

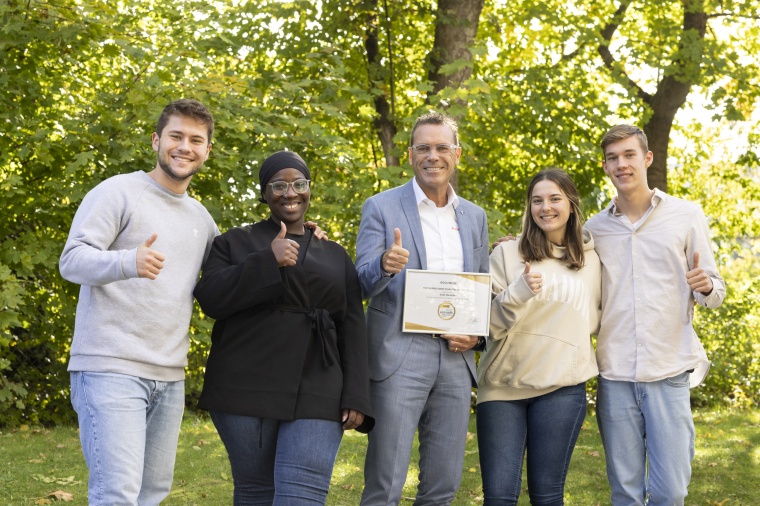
xmin=59 ymin=99 xmax=218 ymax=505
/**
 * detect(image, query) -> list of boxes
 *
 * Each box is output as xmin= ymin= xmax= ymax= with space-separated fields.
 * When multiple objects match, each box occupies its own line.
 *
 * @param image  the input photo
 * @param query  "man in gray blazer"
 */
xmin=356 ymin=112 xmax=489 ymax=505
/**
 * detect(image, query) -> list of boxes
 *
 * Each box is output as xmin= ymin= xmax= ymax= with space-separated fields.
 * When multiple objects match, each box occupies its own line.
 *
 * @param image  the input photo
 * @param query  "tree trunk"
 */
xmin=643 ymin=1 xmax=707 ymax=192
xmin=426 ymin=0 xmax=485 ymax=99
xmin=364 ymin=2 xmax=399 ymax=168
xmin=425 ymin=0 xmax=485 ymax=191
xmin=364 ymin=0 xmax=485 ymax=176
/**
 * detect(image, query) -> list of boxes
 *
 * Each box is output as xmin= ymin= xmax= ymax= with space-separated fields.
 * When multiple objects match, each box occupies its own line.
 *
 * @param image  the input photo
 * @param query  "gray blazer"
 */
xmin=355 ymin=180 xmax=489 ymax=384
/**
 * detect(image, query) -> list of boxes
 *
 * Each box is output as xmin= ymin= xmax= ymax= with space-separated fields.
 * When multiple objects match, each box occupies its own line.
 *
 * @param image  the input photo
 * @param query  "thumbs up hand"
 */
xmin=272 ymin=221 xmax=300 ymax=267
xmin=522 ymin=261 xmax=544 ymax=294
xmin=136 ymin=233 xmax=166 ymax=280
xmin=686 ymin=252 xmax=713 ymax=295
xmin=381 ymin=228 xmax=409 ymax=275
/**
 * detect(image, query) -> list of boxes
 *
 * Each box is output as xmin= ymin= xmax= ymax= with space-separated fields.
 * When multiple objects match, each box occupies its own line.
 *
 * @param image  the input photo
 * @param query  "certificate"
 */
xmin=402 ymin=269 xmax=491 ymax=336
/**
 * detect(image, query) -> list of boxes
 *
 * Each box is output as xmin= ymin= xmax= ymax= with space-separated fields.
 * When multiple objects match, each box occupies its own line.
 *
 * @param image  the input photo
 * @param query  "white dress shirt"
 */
xmin=412 ymin=178 xmax=464 ymax=273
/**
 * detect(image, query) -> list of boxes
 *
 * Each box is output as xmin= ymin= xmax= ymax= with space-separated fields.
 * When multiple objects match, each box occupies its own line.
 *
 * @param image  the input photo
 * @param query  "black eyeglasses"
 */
xmin=267 ymin=179 xmax=311 ymax=195
xmin=410 ymin=144 xmax=460 ymax=155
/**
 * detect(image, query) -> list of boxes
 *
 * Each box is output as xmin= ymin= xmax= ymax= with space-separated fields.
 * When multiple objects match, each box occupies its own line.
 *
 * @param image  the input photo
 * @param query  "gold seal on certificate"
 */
xmin=437 ymin=302 xmax=456 ymax=320
xmin=402 ymin=269 xmax=491 ymax=336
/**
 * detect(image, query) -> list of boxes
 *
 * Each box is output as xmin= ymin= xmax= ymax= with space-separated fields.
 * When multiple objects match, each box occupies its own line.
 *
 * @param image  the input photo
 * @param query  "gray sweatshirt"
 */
xmin=60 ymin=171 xmax=218 ymax=381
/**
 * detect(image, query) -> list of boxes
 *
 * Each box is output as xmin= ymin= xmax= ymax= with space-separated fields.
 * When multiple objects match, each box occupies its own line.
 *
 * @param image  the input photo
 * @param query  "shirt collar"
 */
xmin=609 ymin=188 xmax=665 ymax=216
xmin=412 ymin=177 xmax=459 ymax=209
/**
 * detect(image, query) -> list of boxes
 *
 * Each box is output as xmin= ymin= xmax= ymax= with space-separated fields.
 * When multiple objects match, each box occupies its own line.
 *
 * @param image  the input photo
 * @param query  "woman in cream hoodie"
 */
xmin=477 ymin=168 xmax=601 ymax=505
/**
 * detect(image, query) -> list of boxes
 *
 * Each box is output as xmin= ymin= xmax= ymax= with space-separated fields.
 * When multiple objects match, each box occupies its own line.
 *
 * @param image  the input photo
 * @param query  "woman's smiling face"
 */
xmin=530 ymin=179 xmax=572 ymax=244
xmin=264 ymin=168 xmax=311 ymax=230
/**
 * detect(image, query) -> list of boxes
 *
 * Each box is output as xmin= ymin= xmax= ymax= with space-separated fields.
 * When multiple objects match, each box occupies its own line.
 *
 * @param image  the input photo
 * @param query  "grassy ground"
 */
xmin=1 ymin=408 xmax=757 ymax=505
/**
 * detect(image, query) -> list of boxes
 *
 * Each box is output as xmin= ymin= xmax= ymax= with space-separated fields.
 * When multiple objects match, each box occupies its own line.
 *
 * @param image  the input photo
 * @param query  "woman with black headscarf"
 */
xmin=194 ymin=151 xmax=373 ymax=505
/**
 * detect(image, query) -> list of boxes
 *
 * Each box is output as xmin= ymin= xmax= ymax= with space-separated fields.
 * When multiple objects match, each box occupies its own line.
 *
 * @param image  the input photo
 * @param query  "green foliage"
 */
xmin=669 ymin=127 xmax=760 ymax=408
xmin=1 ymin=0 xmax=759 ymax=425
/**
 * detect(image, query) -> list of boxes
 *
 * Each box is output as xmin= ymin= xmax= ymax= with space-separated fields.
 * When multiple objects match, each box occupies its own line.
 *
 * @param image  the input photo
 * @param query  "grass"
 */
xmin=0 ymin=408 xmax=757 ymax=505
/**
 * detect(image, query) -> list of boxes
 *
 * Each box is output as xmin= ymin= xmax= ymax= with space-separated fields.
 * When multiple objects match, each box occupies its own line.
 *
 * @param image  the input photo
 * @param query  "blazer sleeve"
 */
xmin=193 ymin=230 xmax=284 ymax=320
xmin=477 ymin=207 xmax=490 ymax=273
xmin=355 ymin=197 xmax=394 ymax=300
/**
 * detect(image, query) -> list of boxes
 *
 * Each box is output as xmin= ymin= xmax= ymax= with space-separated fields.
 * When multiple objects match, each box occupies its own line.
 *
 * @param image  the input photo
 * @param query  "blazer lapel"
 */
xmin=456 ymin=203 xmax=474 ymax=272
xmin=401 ymin=181 xmax=427 ymax=270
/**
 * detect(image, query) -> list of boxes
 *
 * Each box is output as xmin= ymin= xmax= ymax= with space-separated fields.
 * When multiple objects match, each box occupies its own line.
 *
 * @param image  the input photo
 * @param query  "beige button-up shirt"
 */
xmin=585 ymin=189 xmax=725 ymax=387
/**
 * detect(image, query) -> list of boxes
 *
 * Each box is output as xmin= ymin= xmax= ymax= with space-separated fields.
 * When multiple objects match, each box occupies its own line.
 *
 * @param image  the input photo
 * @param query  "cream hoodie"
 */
xmin=477 ymin=230 xmax=601 ymax=402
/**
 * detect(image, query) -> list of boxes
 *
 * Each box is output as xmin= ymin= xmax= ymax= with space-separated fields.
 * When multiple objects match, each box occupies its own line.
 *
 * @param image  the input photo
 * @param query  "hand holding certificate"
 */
xmin=402 ymin=269 xmax=491 ymax=336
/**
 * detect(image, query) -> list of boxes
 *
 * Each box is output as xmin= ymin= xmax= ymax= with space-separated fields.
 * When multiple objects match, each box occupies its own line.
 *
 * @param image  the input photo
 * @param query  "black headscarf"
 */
xmin=258 ymin=151 xmax=310 ymax=203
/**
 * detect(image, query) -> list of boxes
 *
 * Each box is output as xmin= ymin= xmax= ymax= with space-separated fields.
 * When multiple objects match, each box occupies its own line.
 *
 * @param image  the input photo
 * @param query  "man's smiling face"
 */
xmin=602 ymin=135 xmax=653 ymax=195
xmin=408 ymin=123 xmax=461 ymax=196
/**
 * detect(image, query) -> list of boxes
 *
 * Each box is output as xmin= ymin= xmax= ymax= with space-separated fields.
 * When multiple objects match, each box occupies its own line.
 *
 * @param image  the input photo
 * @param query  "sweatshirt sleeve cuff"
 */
xmin=512 ymin=276 xmax=536 ymax=304
xmin=121 ymin=248 xmax=138 ymax=279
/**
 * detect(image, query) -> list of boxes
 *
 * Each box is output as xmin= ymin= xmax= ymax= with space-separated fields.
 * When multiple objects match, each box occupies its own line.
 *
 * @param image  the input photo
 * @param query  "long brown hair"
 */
xmin=518 ymin=168 xmax=586 ymax=270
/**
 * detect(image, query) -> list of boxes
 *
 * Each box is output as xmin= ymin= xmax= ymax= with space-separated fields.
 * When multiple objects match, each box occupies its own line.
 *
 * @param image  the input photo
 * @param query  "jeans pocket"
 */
xmin=664 ymin=371 xmax=691 ymax=388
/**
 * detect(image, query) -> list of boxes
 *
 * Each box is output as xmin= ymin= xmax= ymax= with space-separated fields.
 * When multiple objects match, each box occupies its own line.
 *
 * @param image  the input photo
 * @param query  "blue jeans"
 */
xmin=210 ymin=411 xmax=344 ymax=505
xmin=477 ymin=383 xmax=587 ymax=506
xmin=70 ymin=371 xmax=185 ymax=505
xmin=597 ymin=373 xmax=695 ymax=506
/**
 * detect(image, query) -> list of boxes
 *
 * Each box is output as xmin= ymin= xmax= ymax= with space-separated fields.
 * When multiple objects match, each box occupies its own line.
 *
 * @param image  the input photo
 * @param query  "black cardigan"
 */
xmin=194 ymin=218 xmax=374 ymax=432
